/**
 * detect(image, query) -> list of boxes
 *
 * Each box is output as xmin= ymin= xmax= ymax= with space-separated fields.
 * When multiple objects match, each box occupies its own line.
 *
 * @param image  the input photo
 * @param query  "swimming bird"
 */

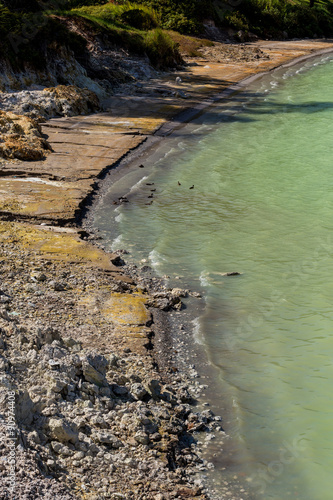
xmin=189 ymin=185 xmax=194 ymax=189
xmin=146 ymin=183 xmax=154 ymax=186
xmin=150 ymin=188 xmax=156 ymax=192
xmin=178 ymin=181 xmax=181 ymax=186
xmin=139 ymin=164 xmax=145 ymax=168
xmin=145 ymin=201 xmax=153 ymax=205
xmin=148 ymin=194 xmax=154 ymax=199
xmin=220 ymin=271 xmax=242 ymax=276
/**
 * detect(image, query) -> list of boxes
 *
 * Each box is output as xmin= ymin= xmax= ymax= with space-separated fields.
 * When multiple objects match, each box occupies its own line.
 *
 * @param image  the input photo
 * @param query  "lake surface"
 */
xmin=93 ymin=53 xmax=333 ymax=499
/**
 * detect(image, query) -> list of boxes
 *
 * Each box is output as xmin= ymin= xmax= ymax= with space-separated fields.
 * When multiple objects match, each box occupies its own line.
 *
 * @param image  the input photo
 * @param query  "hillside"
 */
xmin=0 ymin=0 xmax=333 ymax=161
xmin=0 ymin=0 xmax=332 ymax=96
xmin=1 ymin=0 xmax=333 ymax=76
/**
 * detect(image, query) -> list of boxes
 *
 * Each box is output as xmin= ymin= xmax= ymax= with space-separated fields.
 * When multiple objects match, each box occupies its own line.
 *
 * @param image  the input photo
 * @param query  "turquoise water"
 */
xmin=93 ymin=54 xmax=333 ymax=499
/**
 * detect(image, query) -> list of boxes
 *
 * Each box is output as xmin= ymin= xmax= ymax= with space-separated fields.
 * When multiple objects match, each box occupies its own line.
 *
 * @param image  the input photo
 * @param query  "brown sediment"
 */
xmin=0 ymin=39 xmax=333 ymax=499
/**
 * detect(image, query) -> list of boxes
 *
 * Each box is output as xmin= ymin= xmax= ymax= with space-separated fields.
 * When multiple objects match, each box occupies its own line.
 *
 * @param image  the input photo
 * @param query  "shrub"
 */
xmin=144 ymin=28 xmax=182 ymax=69
xmin=163 ymin=12 xmax=200 ymax=34
xmin=70 ymin=2 xmax=159 ymax=31
xmin=224 ymin=10 xmax=249 ymax=31
xmin=140 ymin=0 xmax=206 ymax=35
xmin=60 ymin=0 xmax=108 ymax=8
xmin=120 ymin=8 xmax=157 ymax=30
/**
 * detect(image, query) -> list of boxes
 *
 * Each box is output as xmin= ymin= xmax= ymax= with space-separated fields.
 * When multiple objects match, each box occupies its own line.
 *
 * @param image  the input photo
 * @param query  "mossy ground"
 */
xmin=0 ymin=221 xmax=116 ymax=270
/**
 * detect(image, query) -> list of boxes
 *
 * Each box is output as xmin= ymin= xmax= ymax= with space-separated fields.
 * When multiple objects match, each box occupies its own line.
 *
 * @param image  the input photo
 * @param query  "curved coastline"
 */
xmin=1 ymin=39 xmax=333 ymax=499
xmin=83 ymin=40 xmax=333 ymax=500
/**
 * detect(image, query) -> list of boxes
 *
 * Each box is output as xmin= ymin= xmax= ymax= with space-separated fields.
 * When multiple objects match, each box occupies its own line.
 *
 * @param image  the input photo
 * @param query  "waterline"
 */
xmin=93 ymin=53 xmax=333 ymax=499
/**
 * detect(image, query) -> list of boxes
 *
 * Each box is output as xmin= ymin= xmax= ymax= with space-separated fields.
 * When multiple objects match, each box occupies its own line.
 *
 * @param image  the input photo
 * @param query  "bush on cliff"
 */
xmin=138 ymin=0 xmax=214 ymax=34
xmin=120 ymin=7 xmax=157 ymax=30
xmin=69 ymin=2 xmax=159 ymax=31
xmin=223 ymin=0 xmax=333 ymax=38
xmin=1 ymin=0 xmax=41 ymax=12
xmin=145 ymin=28 xmax=182 ymax=68
xmin=67 ymin=3 xmax=182 ymax=68
xmin=0 ymin=4 xmax=86 ymax=70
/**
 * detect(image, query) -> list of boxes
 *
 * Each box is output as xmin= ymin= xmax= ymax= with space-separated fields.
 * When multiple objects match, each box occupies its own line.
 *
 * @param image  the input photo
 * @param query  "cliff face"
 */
xmin=0 ymin=45 xmax=105 ymax=97
xmin=0 ymin=15 xmax=159 ymax=98
xmin=0 ymin=15 xmax=163 ymax=160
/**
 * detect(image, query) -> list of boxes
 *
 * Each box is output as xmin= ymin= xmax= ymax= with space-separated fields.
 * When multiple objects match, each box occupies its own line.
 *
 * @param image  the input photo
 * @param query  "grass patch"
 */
xmin=63 ymin=3 xmax=182 ymax=69
xmin=167 ymin=31 xmax=214 ymax=57
xmin=69 ymin=2 xmax=159 ymax=31
xmin=144 ymin=28 xmax=183 ymax=68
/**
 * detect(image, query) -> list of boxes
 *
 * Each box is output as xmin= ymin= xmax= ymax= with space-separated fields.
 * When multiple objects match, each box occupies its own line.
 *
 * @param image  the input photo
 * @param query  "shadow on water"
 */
xmin=148 ymin=92 xmax=333 ymax=147
xmin=196 ymin=97 xmax=333 ymax=122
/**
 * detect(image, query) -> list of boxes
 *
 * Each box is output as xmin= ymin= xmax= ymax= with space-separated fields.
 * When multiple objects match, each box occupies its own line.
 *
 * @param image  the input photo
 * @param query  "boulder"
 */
xmin=48 ymin=418 xmax=78 ymax=444
xmin=93 ymin=431 xmax=123 ymax=448
xmin=130 ymin=383 xmax=148 ymax=401
xmin=144 ymin=379 xmax=161 ymax=399
xmin=134 ymin=431 xmax=150 ymax=446
xmin=82 ymin=352 xmax=108 ymax=386
xmin=16 ymin=390 xmax=35 ymax=426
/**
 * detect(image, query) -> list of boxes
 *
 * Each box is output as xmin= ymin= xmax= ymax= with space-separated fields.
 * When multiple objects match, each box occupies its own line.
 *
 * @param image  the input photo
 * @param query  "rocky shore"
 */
xmin=1 ymin=39 xmax=333 ymax=499
xmin=0 ymin=246 xmax=225 ymax=499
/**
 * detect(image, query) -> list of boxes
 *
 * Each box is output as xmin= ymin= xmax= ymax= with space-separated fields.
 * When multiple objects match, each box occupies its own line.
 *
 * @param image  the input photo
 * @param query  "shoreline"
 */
xmin=80 ymin=41 xmax=333 ymax=499
xmin=79 ymin=41 xmax=333 ymax=228
xmin=1 ymin=40 xmax=333 ymax=499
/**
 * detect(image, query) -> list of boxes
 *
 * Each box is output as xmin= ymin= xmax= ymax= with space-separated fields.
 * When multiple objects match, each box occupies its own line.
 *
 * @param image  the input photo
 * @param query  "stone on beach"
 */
xmin=48 ymin=418 xmax=79 ymax=444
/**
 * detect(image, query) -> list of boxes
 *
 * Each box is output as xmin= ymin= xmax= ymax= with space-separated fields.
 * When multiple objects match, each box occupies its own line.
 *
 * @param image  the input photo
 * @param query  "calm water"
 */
xmin=93 ymin=54 xmax=333 ymax=499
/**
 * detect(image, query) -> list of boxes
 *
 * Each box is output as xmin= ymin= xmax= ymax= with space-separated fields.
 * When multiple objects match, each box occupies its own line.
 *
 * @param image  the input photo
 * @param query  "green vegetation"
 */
xmin=109 ymin=0 xmax=333 ymax=38
xmin=0 ymin=0 xmax=182 ymax=70
xmin=223 ymin=0 xmax=333 ymax=38
xmin=66 ymin=2 xmax=182 ymax=68
xmin=68 ymin=2 xmax=159 ymax=31
xmin=1 ymin=0 xmax=333 ymax=77
xmin=167 ymin=30 xmax=214 ymax=57
xmin=139 ymin=0 xmax=214 ymax=34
